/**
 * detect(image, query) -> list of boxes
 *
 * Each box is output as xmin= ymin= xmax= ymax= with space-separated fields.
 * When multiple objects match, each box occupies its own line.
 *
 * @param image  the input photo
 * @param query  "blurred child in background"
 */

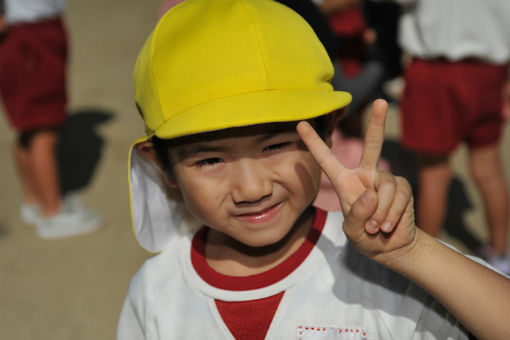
xmin=391 ymin=0 xmax=510 ymax=274
xmin=0 ymin=0 xmax=102 ymax=239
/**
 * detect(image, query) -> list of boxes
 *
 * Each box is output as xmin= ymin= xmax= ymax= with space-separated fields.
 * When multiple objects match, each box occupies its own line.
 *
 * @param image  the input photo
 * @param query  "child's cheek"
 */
xmin=284 ymin=151 xmax=322 ymax=203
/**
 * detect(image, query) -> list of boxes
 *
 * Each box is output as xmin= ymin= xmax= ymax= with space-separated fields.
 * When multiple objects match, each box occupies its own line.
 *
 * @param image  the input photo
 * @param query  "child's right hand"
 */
xmin=301 ymin=100 xmax=510 ymax=340
xmin=297 ymin=99 xmax=417 ymax=265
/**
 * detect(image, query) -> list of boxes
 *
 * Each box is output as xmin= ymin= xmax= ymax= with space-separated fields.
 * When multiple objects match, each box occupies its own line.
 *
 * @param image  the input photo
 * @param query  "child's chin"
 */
xmin=243 ymin=237 xmax=282 ymax=249
xmin=238 ymin=230 xmax=290 ymax=250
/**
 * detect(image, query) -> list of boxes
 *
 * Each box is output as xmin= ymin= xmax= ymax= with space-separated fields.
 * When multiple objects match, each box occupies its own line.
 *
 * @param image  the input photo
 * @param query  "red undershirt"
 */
xmin=190 ymin=208 xmax=326 ymax=339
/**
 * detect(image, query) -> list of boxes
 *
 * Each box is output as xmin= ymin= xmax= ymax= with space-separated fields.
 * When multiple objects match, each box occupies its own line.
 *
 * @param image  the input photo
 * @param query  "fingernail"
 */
xmin=381 ymin=222 xmax=392 ymax=233
xmin=365 ymin=220 xmax=379 ymax=232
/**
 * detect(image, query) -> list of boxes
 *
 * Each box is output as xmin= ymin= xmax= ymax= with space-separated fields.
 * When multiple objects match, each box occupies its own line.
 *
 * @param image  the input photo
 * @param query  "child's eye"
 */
xmin=263 ymin=142 xmax=291 ymax=153
xmin=195 ymin=158 xmax=223 ymax=167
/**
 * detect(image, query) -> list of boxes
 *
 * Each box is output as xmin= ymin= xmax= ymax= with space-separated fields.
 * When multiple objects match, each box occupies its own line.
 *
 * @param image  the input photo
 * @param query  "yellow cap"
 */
xmin=133 ymin=0 xmax=352 ymax=139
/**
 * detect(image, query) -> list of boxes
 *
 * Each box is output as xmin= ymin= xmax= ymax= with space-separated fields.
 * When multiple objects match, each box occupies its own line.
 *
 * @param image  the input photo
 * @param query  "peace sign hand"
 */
xmin=297 ymin=99 xmax=416 ymax=262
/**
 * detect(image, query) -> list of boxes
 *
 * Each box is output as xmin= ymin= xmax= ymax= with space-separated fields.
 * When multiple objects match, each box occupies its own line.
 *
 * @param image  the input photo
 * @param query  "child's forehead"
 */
xmin=163 ymin=121 xmax=301 ymax=161
xmin=171 ymin=121 xmax=299 ymax=148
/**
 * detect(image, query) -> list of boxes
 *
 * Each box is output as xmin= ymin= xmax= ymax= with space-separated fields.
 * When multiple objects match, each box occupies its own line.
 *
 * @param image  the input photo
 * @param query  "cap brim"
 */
xmin=154 ymin=89 xmax=352 ymax=139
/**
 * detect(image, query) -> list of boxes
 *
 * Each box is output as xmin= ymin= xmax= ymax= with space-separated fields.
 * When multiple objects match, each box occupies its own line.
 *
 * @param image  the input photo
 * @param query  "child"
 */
xmin=393 ymin=0 xmax=510 ymax=273
xmin=0 ymin=0 xmax=102 ymax=239
xmin=117 ymin=0 xmax=510 ymax=339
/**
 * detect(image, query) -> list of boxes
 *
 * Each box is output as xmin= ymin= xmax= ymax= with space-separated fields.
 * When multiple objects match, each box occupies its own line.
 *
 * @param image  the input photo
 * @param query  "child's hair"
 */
xmin=151 ymin=115 xmax=330 ymax=178
xmin=151 ymin=135 xmax=175 ymax=179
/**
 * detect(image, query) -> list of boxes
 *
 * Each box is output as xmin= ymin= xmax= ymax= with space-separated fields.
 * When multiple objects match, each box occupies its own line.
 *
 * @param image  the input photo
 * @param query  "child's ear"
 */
xmin=134 ymin=140 xmax=160 ymax=165
xmin=164 ymin=171 xmax=179 ymax=188
xmin=134 ymin=140 xmax=179 ymax=188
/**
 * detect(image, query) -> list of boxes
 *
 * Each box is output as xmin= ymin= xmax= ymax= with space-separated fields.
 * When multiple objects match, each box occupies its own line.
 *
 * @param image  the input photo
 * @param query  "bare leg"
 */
xmin=13 ymin=130 xmax=102 ymax=238
xmin=416 ymin=153 xmax=452 ymax=237
xmin=469 ymin=144 xmax=509 ymax=255
xmin=13 ymin=142 xmax=38 ymax=204
xmin=29 ymin=130 xmax=63 ymax=216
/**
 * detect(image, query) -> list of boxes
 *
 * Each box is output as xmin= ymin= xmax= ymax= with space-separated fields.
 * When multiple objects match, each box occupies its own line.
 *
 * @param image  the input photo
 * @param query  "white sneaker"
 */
xmin=20 ymin=202 xmax=40 ymax=225
xmin=35 ymin=203 xmax=103 ymax=240
xmin=20 ymin=194 xmax=86 ymax=227
xmin=62 ymin=192 xmax=83 ymax=212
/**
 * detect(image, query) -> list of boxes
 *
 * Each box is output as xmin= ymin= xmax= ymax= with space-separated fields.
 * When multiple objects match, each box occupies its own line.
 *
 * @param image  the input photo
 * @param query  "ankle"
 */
xmin=41 ymin=201 xmax=63 ymax=217
xmin=23 ymin=196 xmax=39 ymax=206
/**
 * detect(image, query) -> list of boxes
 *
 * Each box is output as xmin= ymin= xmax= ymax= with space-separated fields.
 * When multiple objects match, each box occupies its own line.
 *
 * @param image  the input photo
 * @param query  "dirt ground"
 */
xmin=0 ymin=1 xmax=509 ymax=339
xmin=0 ymin=1 xmax=158 ymax=339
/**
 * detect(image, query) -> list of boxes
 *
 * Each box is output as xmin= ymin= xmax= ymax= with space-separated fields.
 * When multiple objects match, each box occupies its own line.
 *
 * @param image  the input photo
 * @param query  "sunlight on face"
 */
xmin=168 ymin=122 xmax=323 ymax=248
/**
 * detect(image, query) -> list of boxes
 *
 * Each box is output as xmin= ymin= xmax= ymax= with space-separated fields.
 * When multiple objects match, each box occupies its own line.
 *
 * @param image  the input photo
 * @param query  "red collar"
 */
xmin=190 ymin=208 xmax=327 ymax=291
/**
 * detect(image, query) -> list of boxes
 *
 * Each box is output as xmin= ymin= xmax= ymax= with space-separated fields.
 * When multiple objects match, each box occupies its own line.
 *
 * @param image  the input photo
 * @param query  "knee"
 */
xmin=470 ymin=158 xmax=502 ymax=183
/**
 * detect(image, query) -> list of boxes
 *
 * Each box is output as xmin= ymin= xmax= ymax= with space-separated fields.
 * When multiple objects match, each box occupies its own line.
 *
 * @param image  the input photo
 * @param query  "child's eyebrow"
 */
xmin=176 ymin=143 xmax=225 ymax=160
xmin=174 ymin=123 xmax=297 ymax=159
xmin=256 ymin=125 xmax=296 ymax=142
xmin=258 ymin=130 xmax=280 ymax=141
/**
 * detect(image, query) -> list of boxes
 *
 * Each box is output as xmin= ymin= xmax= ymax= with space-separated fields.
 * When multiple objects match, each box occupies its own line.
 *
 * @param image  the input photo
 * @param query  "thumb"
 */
xmin=343 ymin=189 xmax=378 ymax=238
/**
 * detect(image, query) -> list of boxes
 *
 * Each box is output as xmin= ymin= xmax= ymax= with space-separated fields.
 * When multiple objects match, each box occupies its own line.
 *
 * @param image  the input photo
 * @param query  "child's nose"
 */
xmin=230 ymin=159 xmax=272 ymax=204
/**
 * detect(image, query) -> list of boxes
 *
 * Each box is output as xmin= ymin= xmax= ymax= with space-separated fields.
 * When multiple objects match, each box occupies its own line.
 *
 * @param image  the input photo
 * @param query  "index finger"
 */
xmin=296 ymin=120 xmax=347 ymax=179
xmin=359 ymin=99 xmax=388 ymax=169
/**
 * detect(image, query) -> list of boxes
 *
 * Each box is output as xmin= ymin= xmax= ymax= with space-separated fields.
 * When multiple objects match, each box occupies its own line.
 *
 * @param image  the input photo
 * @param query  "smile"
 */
xmin=236 ymin=202 xmax=283 ymax=224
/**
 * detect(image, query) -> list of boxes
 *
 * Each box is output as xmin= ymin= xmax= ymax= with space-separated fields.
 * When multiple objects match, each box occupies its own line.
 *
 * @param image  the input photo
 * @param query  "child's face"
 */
xmin=167 ymin=122 xmax=323 ymax=248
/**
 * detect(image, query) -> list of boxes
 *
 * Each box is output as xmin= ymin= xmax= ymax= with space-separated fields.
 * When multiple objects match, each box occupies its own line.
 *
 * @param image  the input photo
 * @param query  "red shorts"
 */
xmin=0 ymin=17 xmax=68 ymax=132
xmin=400 ymin=58 xmax=505 ymax=154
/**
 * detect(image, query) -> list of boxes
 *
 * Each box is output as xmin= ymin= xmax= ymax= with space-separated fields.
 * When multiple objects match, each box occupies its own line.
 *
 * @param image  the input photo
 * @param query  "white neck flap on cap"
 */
xmin=129 ymin=142 xmax=201 ymax=253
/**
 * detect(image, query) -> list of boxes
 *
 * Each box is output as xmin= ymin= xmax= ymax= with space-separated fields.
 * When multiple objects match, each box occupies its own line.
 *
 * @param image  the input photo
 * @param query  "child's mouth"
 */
xmin=236 ymin=202 xmax=283 ymax=224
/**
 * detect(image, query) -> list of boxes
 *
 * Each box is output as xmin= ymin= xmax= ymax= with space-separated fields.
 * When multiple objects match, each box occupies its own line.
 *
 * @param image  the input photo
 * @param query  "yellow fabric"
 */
xmin=133 ymin=0 xmax=351 ymax=139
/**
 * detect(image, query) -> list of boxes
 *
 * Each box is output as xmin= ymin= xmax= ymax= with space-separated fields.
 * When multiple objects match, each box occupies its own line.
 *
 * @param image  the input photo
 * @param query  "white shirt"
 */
xmin=117 ymin=211 xmax=469 ymax=340
xmin=386 ymin=0 xmax=510 ymax=64
xmin=4 ymin=0 xmax=65 ymax=24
